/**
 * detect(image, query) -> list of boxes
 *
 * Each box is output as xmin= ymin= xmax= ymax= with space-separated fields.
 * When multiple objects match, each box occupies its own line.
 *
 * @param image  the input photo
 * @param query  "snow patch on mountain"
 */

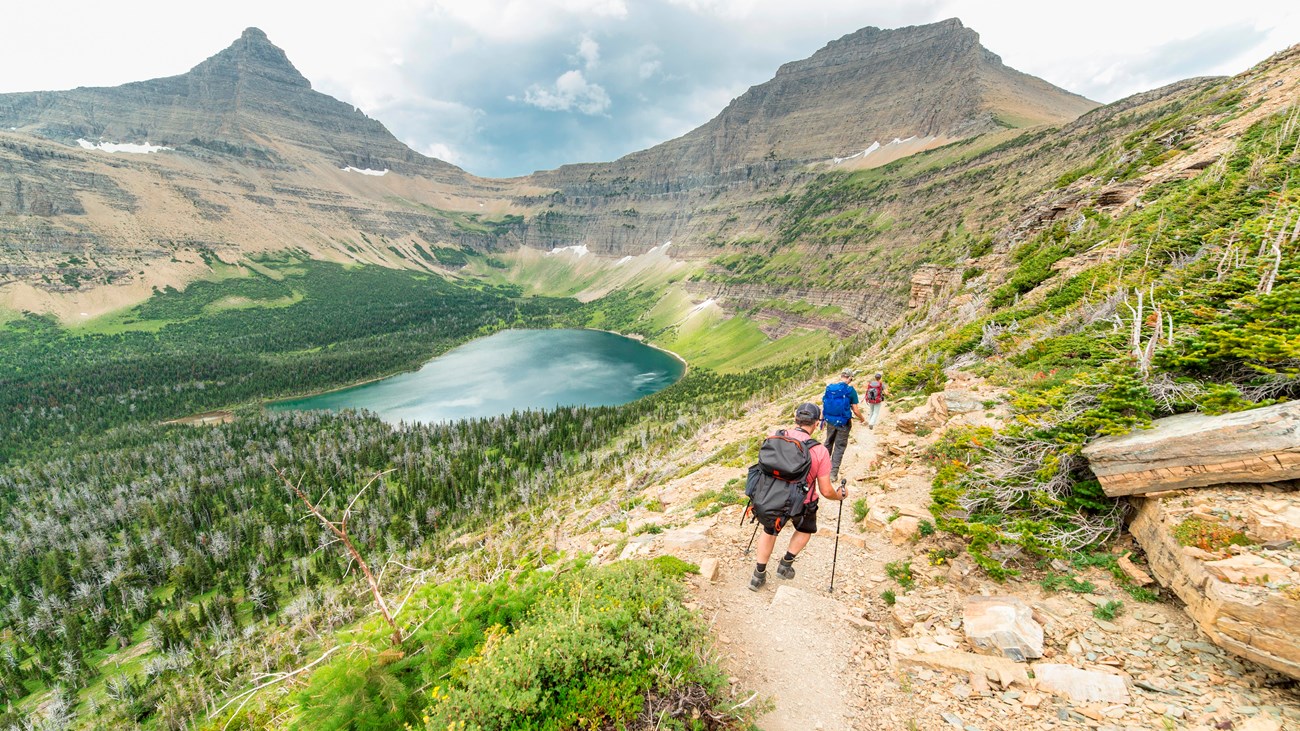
xmin=77 ymin=139 xmax=171 ymax=154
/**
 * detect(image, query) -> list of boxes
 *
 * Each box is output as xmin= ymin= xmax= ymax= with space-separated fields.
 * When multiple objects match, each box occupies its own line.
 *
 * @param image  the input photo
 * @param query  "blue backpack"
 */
xmin=822 ymin=382 xmax=853 ymax=427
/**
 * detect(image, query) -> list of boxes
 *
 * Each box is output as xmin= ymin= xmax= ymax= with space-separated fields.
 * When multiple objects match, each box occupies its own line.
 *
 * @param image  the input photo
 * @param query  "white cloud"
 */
xmin=524 ymin=70 xmax=612 ymax=114
xmin=432 ymin=0 xmax=629 ymax=42
xmin=577 ymin=34 xmax=601 ymax=69
xmin=419 ymin=141 xmax=464 ymax=164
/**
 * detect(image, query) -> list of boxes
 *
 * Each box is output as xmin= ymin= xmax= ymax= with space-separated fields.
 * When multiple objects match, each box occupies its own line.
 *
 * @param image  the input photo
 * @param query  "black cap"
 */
xmin=794 ymin=402 xmax=821 ymax=422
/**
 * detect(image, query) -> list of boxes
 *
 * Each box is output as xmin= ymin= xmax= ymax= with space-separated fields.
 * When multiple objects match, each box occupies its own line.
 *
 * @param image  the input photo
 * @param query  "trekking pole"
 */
xmin=740 ymin=498 xmax=758 ymax=555
xmin=828 ymin=479 xmax=846 ymax=593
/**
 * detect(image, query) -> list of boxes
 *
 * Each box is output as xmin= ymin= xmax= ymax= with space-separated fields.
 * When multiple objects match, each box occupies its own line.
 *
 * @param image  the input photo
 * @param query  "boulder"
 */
xmin=925 ymin=391 xmax=950 ymax=422
xmin=1116 ymin=553 xmax=1154 ymax=586
xmin=1081 ymin=400 xmax=1300 ymax=496
xmin=1129 ymin=492 xmax=1300 ymax=679
xmin=895 ymin=409 xmax=926 ymax=434
xmin=1033 ymin=664 xmax=1130 ymax=704
xmin=698 ymin=557 xmax=720 ymax=581
xmin=864 ymin=504 xmax=894 ymax=530
xmin=1245 ymin=499 xmax=1300 ymax=542
xmin=889 ymin=516 xmax=920 ymax=545
xmin=619 ymin=536 xmax=656 ymax=560
xmin=940 ymin=390 xmax=984 ymax=415
xmin=962 ymin=596 xmax=1043 ymax=661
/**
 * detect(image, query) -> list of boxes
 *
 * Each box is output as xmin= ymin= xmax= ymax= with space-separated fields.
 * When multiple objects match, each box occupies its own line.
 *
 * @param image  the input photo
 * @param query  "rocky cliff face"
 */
xmin=530 ymin=19 xmax=1096 ymax=194
xmin=0 ymin=28 xmax=461 ymax=180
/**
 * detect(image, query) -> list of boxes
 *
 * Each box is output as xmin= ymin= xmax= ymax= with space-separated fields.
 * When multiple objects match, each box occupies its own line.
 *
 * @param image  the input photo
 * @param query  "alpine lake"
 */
xmin=269 ymin=329 xmax=686 ymax=423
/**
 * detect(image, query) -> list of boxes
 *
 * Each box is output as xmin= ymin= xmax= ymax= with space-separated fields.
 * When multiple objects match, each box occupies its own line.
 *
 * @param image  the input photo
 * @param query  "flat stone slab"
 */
xmin=660 ymin=529 xmax=708 ymax=552
xmin=1033 ymin=663 xmax=1130 ymax=704
xmin=896 ymin=649 xmax=1030 ymax=688
xmin=1082 ymin=401 xmax=1300 ymax=496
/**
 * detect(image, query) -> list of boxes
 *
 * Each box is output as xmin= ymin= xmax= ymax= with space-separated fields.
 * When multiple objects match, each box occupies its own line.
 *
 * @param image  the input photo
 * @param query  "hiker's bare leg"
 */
xmin=756 ymin=531 xmax=778 ymax=564
xmin=787 ymin=530 xmax=812 ymax=557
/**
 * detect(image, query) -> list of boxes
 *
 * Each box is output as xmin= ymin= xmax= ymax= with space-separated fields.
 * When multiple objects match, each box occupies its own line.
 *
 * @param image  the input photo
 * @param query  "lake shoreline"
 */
xmin=589 ymin=328 xmax=689 ymax=377
xmin=262 ymin=327 xmax=687 ymax=422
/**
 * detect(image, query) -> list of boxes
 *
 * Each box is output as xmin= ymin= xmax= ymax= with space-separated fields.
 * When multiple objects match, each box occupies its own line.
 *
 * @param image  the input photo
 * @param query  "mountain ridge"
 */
xmin=0 ymin=27 xmax=460 ymax=178
xmin=531 ymin=18 xmax=1097 ymax=190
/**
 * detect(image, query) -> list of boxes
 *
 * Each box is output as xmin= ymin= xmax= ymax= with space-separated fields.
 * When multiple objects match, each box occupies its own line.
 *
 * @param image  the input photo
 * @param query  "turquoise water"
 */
xmin=269 ymin=329 xmax=685 ymax=423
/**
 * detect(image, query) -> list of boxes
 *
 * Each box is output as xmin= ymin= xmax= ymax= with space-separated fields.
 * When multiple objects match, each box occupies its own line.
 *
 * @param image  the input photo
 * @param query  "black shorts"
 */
xmin=761 ymin=503 xmax=818 ymax=536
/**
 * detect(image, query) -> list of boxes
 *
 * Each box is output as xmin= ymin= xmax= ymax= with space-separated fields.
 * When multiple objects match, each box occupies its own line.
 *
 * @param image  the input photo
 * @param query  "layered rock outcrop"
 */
xmin=1083 ymin=402 xmax=1300 ymax=680
xmin=1128 ymin=487 xmax=1300 ymax=679
xmin=1082 ymin=401 xmax=1300 ymax=496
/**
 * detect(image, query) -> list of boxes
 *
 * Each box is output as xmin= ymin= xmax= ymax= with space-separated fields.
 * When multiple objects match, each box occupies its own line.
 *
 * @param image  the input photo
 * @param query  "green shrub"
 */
xmin=422 ymin=562 xmax=734 ymax=730
xmin=1172 ymin=517 xmax=1252 ymax=552
xmin=692 ymin=479 xmax=747 ymax=518
xmin=852 ymin=498 xmax=870 ymax=523
xmin=648 ymin=555 xmax=699 ymax=577
xmin=881 ymin=589 xmax=897 ymax=605
xmin=884 ymin=561 xmax=916 ymax=592
xmin=894 ymin=362 xmax=945 ymax=396
xmin=1093 ymin=600 xmax=1124 ymax=621
xmin=1039 ymin=573 xmax=1096 ymax=594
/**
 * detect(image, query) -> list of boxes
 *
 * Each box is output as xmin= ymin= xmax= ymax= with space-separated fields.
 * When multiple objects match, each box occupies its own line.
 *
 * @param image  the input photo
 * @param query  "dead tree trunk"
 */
xmin=274 ymin=466 xmax=404 ymax=648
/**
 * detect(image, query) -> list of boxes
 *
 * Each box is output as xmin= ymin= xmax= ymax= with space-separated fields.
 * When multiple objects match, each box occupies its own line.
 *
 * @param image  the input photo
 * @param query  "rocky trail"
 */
xmin=564 ymin=373 xmax=1300 ymax=730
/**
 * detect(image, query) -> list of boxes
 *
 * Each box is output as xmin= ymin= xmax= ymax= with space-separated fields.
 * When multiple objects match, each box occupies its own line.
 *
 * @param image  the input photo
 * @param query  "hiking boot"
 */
xmin=748 ymin=568 xmax=767 ymax=592
xmin=776 ymin=558 xmax=796 ymax=579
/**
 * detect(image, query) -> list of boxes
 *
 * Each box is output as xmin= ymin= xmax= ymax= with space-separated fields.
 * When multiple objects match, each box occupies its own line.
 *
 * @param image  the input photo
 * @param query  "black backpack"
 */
xmin=744 ymin=430 xmax=819 ymax=529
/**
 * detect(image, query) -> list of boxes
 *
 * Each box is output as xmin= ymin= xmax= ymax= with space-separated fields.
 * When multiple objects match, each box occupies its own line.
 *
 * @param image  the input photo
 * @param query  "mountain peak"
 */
xmin=540 ymin=18 xmax=1096 ymax=189
xmin=188 ymin=27 xmax=310 ymax=89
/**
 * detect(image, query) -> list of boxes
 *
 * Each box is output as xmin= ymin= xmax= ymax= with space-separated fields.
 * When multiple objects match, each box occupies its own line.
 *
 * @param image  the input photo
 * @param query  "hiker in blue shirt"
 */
xmin=820 ymin=369 xmax=866 ymax=482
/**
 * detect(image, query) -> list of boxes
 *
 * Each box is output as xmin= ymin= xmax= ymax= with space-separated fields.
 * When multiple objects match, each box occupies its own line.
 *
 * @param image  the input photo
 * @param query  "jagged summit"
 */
xmin=536 ymin=18 xmax=1097 ymax=189
xmin=185 ymin=27 xmax=312 ymax=90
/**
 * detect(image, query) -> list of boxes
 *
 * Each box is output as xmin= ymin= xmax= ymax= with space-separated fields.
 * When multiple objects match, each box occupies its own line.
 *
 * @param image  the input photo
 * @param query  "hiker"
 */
xmin=749 ymin=402 xmax=846 ymax=591
xmin=863 ymin=371 xmax=887 ymax=429
xmin=821 ymin=369 xmax=867 ymax=482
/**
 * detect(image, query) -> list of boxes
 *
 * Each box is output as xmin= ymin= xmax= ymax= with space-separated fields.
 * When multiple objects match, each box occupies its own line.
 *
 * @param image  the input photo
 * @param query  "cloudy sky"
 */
xmin=4 ymin=1 xmax=1298 ymax=177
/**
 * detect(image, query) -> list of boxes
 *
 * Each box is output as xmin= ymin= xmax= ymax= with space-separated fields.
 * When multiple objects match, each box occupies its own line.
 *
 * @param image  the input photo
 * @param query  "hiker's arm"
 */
xmin=816 ymin=474 xmax=842 ymax=501
xmin=851 ymin=403 xmax=865 ymax=423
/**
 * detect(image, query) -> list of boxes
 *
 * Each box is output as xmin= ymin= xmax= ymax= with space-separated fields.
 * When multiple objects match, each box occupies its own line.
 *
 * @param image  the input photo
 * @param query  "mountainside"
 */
xmin=0 ymin=29 xmax=534 ymax=320
xmin=0 ymin=20 xmax=1100 ymax=327
xmin=532 ymin=19 xmax=1097 ymax=191
xmin=0 ymin=28 xmax=457 ymax=177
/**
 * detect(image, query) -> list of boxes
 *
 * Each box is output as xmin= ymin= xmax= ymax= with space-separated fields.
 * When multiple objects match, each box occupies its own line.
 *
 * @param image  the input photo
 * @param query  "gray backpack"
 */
xmin=744 ymin=430 xmax=818 ymax=529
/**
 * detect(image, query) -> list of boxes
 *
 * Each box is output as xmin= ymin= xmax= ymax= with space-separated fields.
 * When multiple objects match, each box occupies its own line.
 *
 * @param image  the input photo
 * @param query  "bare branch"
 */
xmin=272 ymin=464 xmax=404 ymax=647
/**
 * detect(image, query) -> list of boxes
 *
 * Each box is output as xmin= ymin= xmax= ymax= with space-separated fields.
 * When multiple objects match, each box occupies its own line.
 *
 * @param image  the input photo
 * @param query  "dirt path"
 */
xmin=691 ymin=416 xmax=934 ymax=730
xmin=566 ymin=376 xmax=1300 ymax=730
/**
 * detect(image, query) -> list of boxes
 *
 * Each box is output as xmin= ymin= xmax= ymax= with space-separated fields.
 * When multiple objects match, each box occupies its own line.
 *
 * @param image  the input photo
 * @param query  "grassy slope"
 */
xmin=861 ymin=59 xmax=1300 ymax=576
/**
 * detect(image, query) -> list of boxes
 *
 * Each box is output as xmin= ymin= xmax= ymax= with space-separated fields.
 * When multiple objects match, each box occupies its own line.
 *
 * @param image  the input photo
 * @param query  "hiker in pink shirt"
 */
xmin=749 ymin=402 xmax=846 ymax=591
